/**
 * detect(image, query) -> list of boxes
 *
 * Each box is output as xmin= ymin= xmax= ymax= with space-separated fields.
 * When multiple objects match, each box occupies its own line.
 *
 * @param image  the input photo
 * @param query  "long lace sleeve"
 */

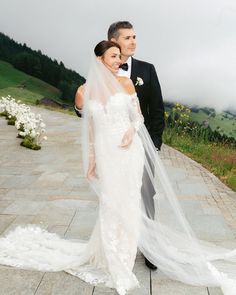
xmin=128 ymin=93 xmax=144 ymax=132
xmin=88 ymin=116 xmax=95 ymax=162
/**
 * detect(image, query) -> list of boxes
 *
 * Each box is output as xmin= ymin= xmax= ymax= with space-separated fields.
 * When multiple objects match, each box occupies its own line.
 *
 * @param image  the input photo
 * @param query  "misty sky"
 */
xmin=0 ymin=0 xmax=235 ymax=111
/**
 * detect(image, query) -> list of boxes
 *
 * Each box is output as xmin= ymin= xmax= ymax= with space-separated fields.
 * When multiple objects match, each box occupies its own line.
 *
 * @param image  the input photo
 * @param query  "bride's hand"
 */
xmin=87 ymin=161 xmax=98 ymax=180
xmin=119 ymin=126 xmax=135 ymax=148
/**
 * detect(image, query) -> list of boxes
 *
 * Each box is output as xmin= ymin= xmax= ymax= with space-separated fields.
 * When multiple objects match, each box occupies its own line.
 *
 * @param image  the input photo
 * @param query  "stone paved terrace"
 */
xmin=0 ymin=107 xmax=236 ymax=295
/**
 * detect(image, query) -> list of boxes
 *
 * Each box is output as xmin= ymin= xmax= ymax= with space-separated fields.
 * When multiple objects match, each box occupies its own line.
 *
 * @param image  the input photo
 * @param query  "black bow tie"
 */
xmin=119 ymin=63 xmax=128 ymax=71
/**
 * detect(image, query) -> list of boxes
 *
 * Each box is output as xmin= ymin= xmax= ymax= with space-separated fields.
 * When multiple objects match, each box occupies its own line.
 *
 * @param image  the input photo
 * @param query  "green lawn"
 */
xmin=0 ymin=60 xmax=61 ymax=104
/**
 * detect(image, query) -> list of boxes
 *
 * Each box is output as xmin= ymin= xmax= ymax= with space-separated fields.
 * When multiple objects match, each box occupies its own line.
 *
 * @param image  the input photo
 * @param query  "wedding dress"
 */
xmin=1 ymin=56 xmax=236 ymax=295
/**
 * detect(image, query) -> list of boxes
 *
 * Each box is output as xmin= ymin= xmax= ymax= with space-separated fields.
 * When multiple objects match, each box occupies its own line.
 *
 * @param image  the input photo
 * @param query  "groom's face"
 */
xmin=112 ymin=28 xmax=136 ymax=58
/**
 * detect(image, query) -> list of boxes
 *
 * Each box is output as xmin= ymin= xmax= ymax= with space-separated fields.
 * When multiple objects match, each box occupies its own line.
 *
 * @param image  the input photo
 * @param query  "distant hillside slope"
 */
xmin=190 ymin=109 xmax=236 ymax=139
xmin=0 ymin=60 xmax=61 ymax=104
xmin=164 ymin=102 xmax=236 ymax=139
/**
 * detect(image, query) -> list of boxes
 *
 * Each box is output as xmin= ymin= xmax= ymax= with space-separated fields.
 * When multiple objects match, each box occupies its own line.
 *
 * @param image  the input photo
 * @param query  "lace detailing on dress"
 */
xmin=128 ymin=92 xmax=144 ymax=132
xmin=0 ymin=226 xmax=86 ymax=271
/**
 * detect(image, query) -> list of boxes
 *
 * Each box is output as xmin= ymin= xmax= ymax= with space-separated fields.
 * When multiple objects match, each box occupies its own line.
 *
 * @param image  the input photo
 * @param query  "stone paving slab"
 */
xmin=0 ymin=107 xmax=236 ymax=294
xmin=0 ymin=266 xmax=44 ymax=295
xmin=35 ymin=272 xmax=94 ymax=295
xmin=151 ymin=271 xmax=209 ymax=295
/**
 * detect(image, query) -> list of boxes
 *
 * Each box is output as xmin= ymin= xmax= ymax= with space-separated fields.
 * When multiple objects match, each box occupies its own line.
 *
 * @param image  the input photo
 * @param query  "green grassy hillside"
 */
xmin=190 ymin=110 xmax=236 ymax=139
xmin=0 ymin=60 xmax=62 ymax=104
xmin=165 ymin=103 xmax=236 ymax=139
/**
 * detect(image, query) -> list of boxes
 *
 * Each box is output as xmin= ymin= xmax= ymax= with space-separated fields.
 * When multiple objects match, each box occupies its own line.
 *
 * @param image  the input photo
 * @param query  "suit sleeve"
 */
xmin=148 ymin=64 xmax=165 ymax=150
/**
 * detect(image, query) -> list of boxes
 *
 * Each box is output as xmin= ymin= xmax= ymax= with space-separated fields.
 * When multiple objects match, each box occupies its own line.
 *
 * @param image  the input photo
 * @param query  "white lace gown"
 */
xmin=0 ymin=93 xmax=145 ymax=295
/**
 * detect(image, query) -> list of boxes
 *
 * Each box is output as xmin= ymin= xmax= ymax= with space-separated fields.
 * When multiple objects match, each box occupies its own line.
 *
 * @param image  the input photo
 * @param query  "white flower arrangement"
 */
xmin=0 ymin=95 xmax=47 ymax=150
xmin=135 ymin=77 xmax=144 ymax=86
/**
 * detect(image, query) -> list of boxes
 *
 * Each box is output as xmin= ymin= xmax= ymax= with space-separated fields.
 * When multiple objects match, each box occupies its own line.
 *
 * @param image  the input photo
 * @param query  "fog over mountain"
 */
xmin=0 ymin=0 xmax=235 ymax=112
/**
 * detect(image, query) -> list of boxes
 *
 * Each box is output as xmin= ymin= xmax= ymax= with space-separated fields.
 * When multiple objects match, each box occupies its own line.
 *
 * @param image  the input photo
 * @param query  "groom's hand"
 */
xmin=74 ymin=84 xmax=85 ymax=117
xmin=74 ymin=105 xmax=83 ymax=117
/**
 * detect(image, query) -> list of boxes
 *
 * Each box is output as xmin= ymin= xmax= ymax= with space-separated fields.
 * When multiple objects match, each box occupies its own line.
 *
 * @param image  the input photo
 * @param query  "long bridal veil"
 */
xmin=0 ymin=54 xmax=236 ymax=295
xmin=82 ymin=56 xmax=236 ymax=295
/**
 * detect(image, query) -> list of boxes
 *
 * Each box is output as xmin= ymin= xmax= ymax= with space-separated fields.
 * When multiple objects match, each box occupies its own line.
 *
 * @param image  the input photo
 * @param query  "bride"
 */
xmin=1 ymin=40 xmax=236 ymax=295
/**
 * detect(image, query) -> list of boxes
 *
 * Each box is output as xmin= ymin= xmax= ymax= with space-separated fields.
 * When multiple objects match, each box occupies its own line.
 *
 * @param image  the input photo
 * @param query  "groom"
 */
xmin=107 ymin=21 xmax=165 ymax=151
xmin=74 ymin=21 xmax=165 ymax=270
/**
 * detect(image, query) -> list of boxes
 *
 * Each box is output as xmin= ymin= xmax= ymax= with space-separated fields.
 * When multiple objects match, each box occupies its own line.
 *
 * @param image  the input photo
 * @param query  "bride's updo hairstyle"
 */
xmin=94 ymin=40 xmax=121 ymax=57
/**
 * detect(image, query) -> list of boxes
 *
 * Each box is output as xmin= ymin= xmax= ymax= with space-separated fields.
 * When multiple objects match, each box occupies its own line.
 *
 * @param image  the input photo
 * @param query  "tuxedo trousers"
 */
xmin=141 ymin=150 xmax=156 ymax=220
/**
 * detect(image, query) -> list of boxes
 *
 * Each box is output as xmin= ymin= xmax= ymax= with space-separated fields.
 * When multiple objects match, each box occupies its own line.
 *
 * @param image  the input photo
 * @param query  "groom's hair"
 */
xmin=108 ymin=21 xmax=133 ymax=40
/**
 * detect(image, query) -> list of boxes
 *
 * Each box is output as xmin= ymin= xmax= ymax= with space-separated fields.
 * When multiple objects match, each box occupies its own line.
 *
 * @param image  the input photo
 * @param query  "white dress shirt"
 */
xmin=118 ymin=57 xmax=132 ymax=78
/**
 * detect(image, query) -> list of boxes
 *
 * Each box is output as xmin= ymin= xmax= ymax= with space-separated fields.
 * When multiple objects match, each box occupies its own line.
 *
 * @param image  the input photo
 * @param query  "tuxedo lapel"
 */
xmin=130 ymin=58 xmax=138 ymax=85
xmin=131 ymin=58 xmax=145 ymax=99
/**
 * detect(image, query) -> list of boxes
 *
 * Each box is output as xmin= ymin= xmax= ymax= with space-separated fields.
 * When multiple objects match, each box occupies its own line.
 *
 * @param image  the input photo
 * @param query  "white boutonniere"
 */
xmin=135 ymin=77 xmax=144 ymax=86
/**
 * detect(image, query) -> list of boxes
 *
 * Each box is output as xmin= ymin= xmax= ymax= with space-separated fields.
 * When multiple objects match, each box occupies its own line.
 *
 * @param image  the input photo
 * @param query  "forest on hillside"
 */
xmin=0 ymin=32 xmax=85 ymax=103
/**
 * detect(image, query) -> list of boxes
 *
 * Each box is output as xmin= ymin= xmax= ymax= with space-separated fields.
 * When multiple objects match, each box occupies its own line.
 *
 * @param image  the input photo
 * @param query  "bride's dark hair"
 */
xmin=94 ymin=40 xmax=121 ymax=57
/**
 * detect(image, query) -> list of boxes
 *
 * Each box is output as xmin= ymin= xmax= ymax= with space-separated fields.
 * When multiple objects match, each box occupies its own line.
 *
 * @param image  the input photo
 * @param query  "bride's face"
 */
xmin=101 ymin=47 xmax=121 ymax=74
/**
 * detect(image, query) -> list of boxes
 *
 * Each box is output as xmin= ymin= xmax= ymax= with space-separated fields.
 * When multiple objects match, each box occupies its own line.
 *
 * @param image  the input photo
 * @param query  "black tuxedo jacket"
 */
xmin=130 ymin=58 xmax=165 ymax=150
xmin=74 ymin=58 xmax=165 ymax=150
